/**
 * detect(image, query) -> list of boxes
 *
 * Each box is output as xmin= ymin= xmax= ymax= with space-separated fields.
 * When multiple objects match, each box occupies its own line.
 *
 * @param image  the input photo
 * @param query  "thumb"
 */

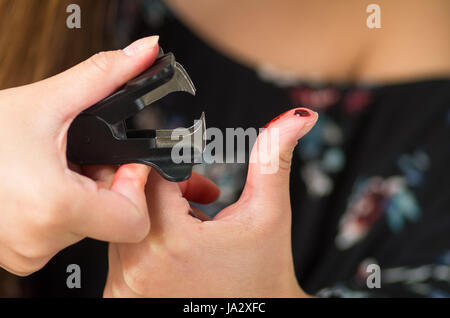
xmin=242 ymin=108 xmax=318 ymax=206
xmin=73 ymin=164 xmax=152 ymax=243
xmin=35 ymin=35 xmax=159 ymax=121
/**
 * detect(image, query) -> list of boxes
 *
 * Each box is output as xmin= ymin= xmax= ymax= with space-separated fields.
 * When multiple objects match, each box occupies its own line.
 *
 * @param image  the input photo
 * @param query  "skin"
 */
xmin=0 ymin=36 xmax=160 ymax=276
xmin=0 ymin=32 xmax=319 ymax=297
xmin=166 ymin=0 xmax=450 ymax=83
xmin=104 ymin=108 xmax=318 ymax=297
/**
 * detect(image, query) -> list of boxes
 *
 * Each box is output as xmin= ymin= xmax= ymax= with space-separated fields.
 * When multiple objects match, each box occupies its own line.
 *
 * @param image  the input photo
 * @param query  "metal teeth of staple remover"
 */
xmin=67 ymin=51 xmax=205 ymax=182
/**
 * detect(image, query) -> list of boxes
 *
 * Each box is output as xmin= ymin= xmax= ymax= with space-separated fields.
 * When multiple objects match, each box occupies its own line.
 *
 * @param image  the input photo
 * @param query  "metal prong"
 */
xmin=155 ymin=112 xmax=206 ymax=154
xmin=157 ymin=47 xmax=165 ymax=58
xmin=141 ymin=62 xmax=196 ymax=107
xmin=174 ymin=62 xmax=196 ymax=95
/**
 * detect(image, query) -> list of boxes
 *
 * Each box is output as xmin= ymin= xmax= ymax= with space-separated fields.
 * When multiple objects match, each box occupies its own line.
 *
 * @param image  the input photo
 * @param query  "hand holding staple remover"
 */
xmin=67 ymin=52 xmax=206 ymax=182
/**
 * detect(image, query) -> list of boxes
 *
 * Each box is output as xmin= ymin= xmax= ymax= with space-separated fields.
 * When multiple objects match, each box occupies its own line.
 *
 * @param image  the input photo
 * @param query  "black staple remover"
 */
xmin=67 ymin=51 xmax=205 ymax=182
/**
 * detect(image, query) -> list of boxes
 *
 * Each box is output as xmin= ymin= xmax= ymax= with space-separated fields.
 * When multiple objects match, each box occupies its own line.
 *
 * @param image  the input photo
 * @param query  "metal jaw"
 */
xmin=67 ymin=53 xmax=206 ymax=182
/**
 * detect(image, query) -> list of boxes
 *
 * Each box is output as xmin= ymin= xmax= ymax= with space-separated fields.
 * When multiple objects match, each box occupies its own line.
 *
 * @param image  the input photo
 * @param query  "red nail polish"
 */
xmin=294 ymin=109 xmax=311 ymax=117
xmin=263 ymin=110 xmax=291 ymax=128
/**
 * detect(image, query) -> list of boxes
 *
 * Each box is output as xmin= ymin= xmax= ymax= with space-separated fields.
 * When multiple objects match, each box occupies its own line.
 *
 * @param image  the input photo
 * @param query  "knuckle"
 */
xmin=121 ymin=239 xmax=186 ymax=295
xmin=9 ymin=253 xmax=48 ymax=276
xmin=31 ymin=202 xmax=64 ymax=229
xmin=152 ymin=238 xmax=177 ymax=262
xmin=122 ymin=265 xmax=144 ymax=294
xmin=31 ymin=186 xmax=69 ymax=229
xmin=278 ymin=149 xmax=294 ymax=172
xmin=166 ymin=237 xmax=190 ymax=259
xmin=12 ymin=240 xmax=49 ymax=260
xmin=85 ymin=51 xmax=118 ymax=76
xmin=165 ymin=231 xmax=191 ymax=259
xmin=121 ymin=253 xmax=158 ymax=295
xmin=32 ymin=209 xmax=57 ymax=229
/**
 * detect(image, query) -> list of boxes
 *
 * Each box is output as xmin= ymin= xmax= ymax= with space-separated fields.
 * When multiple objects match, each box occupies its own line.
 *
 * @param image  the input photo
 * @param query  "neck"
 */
xmin=167 ymin=0 xmax=450 ymax=84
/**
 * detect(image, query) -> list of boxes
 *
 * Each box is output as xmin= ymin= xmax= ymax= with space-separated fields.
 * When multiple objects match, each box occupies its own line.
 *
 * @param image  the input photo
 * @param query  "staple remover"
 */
xmin=67 ymin=51 xmax=205 ymax=182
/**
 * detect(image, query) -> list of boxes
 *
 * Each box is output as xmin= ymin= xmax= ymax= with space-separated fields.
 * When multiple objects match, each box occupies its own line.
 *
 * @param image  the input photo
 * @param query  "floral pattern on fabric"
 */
xmin=297 ymin=114 xmax=345 ymax=198
xmin=336 ymin=150 xmax=429 ymax=250
xmin=318 ymin=251 xmax=450 ymax=298
xmin=335 ymin=175 xmax=421 ymax=249
xmin=288 ymin=85 xmax=373 ymax=115
xmin=289 ymin=86 xmax=340 ymax=111
xmin=380 ymin=251 xmax=450 ymax=298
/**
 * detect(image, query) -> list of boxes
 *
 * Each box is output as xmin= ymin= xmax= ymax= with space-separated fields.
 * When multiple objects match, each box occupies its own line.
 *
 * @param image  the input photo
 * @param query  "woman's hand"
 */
xmin=0 ymin=36 xmax=159 ymax=276
xmin=104 ymin=108 xmax=318 ymax=297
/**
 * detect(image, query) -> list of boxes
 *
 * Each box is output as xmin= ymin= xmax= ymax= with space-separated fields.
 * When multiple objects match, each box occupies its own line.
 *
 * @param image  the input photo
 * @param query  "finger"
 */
xmin=146 ymin=169 xmax=192 ymax=229
xmin=34 ymin=36 xmax=159 ymax=122
xmin=242 ymin=108 xmax=318 ymax=208
xmin=71 ymin=164 xmax=151 ymax=243
xmin=178 ymin=171 xmax=221 ymax=204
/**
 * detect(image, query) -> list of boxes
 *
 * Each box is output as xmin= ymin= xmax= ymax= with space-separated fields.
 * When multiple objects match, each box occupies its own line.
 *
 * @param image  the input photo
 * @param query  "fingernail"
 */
xmin=278 ymin=108 xmax=317 ymax=141
xmin=263 ymin=108 xmax=316 ymax=128
xmin=293 ymin=108 xmax=318 ymax=139
xmin=123 ymin=35 xmax=159 ymax=57
xmin=294 ymin=109 xmax=311 ymax=117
